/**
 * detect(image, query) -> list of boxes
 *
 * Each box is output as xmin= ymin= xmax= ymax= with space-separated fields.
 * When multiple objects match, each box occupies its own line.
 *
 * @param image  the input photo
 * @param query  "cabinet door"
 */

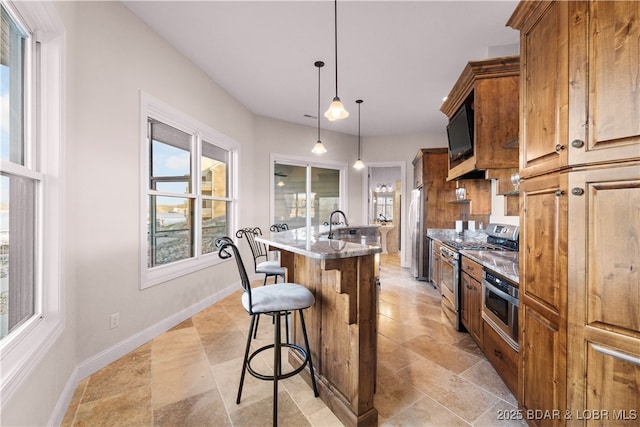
xmin=424 ymin=150 xmax=457 ymax=229
xmin=468 ymin=277 xmax=483 ymax=348
xmin=519 ymin=172 xmax=568 ymax=426
xmin=518 ymin=1 xmax=569 ymax=178
xmin=566 ymin=162 xmax=640 ymax=422
xmin=568 ymin=1 xmax=640 ymax=166
xmin=484 ymin=321 xmax=518 ymax=397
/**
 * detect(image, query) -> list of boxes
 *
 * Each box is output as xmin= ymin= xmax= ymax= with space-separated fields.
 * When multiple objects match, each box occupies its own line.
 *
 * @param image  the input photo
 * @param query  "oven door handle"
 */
xmin=483 ymin=281 xmax=519 ymax=306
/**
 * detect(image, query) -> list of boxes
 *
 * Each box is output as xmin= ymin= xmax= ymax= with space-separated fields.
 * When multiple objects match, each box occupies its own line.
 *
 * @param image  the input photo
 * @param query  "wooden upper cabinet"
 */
xmin=569 ymin=1 xmax=640 ymax=166
xmin=508 ymin=1 xmax=569 ymax=178
xmin=509 ymin=0 xmax=640 ymax=178
xmin=440 ymin=56 xmax=520 ymax=180
xmin=414 ymin=148 xmax=458 ymax=229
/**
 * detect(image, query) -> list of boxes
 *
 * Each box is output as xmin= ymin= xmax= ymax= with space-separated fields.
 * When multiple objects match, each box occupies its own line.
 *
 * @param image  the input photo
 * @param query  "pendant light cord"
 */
xmin=333 ymin=0 xmax=339 ymax=97
xmin=357 ymin=99 xmax=363 ymax=157
xmin=317 ymin=63 xmax=321 ymax=140
xmin=358 ymin=102 xmax=361 ymax=157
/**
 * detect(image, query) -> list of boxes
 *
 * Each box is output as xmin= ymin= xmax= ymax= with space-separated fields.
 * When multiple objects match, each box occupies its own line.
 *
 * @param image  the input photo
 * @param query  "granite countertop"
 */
xmin=461 ymin=250 xmax=519 ymax=284
xmin=427 ymin=228 xmax=519 ymax=284
xmin=256 ymin=225 xmax=382 ymax=260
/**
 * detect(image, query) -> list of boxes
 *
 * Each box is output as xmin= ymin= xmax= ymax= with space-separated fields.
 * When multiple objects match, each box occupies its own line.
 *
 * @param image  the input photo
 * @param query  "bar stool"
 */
xmin=236 ymin=227 xmax=286 ymax=286
xmin=216 ymin=237 xmax=318 ymax=426
xmin=236 ymin=227 xmax=288 ymax=340
xmin=269 ymin=223 xmax=289 ymax=232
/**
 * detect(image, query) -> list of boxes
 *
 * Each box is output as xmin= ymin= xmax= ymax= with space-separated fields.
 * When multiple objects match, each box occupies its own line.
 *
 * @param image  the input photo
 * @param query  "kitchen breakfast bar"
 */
xmin=257 ymin=226 xmax=382 ymax=427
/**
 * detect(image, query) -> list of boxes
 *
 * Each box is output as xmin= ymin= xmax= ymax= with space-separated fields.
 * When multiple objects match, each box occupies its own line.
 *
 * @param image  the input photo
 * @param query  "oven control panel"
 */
xmin=485 ymin=223 xmax=519 ymax=242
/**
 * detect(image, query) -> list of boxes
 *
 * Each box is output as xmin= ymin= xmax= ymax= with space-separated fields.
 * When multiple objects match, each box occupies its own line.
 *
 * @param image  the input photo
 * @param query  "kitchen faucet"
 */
xmin=328 ymin=210 xmax=348 ymax=239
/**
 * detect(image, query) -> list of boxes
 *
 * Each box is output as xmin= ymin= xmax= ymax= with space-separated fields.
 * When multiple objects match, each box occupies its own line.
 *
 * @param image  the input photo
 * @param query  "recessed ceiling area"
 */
xmin=124 ymin=1 xmax=519 ymax=137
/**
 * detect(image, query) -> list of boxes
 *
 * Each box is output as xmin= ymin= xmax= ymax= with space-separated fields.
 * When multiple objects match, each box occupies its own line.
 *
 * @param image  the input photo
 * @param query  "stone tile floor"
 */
xmin=62 ymin=254 xmax=526 ymax=426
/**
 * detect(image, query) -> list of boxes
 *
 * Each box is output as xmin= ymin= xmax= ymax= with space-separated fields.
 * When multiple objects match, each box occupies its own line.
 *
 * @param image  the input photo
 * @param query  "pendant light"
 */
xmin=312 ymin=61 xmax=328 ymax=154
xmin=324 ymin=0 xmax=349 ymax=121
xmin=353 ymin=99 xmax=365 ymax=170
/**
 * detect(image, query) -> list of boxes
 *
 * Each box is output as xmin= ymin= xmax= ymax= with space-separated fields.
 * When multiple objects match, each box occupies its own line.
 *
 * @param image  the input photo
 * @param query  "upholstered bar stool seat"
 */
xmin=255 ymin=260 xmax=286 ymax=278
xmin=216 ymin=237 xmax=318 ymax=427
xmin=242 ymin=284 xmax=314 ymax=314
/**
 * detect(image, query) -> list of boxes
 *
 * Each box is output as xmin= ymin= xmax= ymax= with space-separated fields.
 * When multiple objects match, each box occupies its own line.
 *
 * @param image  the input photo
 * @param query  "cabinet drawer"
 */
xmin=483 ymin=321 xmax=518 ymax=396
xmin=461 ymin=256 xmax=483 ymax=282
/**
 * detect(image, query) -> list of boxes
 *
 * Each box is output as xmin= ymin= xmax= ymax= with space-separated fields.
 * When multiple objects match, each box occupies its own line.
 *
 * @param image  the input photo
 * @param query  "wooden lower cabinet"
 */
xmin=520 ymin=163 xmax=640 ymax=426
xmin=483 ymin=321 xmax=518 ymax=396
xmin=460 ymin=256 xmax=483 ymax=347
xmin=566 ymin=162 xmax=640 ymax=425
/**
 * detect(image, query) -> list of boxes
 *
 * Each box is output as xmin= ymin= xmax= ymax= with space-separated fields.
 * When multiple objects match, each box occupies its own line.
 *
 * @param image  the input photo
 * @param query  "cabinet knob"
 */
xmin=555 ymin=190 xmax=565 ymax=197
xmin=555 ymin=144 xmax=566 ymax=152
xmin=571 ymin=139 xmax=585 ymax=148
xmin=494 ymin=349 xmax=503 ymax=359
xmin=571 ymin=187 xmax=585 ymax=196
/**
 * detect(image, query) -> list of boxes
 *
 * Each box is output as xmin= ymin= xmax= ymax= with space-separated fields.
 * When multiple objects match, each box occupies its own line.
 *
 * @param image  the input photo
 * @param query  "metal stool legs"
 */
xmin=236 ymin=309 xmax=318 ymax=426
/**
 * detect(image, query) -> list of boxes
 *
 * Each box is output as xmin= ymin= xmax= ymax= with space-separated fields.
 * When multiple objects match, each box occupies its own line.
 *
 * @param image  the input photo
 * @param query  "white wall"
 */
xmin=3 ymin=2 xmax=254 ymax=425
xmin=68 ymin=1 xmax=254 ymax=364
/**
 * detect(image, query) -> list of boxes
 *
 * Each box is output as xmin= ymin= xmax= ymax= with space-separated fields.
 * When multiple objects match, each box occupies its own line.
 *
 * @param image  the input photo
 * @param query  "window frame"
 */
xmin=0 ymin=0 xmax=64 ymax=406
xmin=140 ymin=93 xmax=238 ymax=289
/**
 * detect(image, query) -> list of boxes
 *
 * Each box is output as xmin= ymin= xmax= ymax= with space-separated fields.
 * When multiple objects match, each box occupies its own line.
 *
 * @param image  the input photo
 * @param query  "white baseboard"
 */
xmin=48 ymin=282 xmax=238 ymax=426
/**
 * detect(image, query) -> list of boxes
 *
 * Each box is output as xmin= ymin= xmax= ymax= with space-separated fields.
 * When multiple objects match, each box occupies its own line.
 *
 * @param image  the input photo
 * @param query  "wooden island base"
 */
xmin=282 ymin=250 xmax=379 ymax=427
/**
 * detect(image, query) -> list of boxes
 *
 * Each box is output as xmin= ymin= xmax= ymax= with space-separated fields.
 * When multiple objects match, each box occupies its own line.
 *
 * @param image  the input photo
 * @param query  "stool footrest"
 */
xmin=246 ymin=343 xmax=310 ymax=381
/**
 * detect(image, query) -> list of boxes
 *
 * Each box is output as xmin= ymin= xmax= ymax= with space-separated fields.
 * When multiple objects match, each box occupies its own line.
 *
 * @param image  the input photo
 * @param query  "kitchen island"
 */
xmin=257 ymin=226 xmax=382 ymax=427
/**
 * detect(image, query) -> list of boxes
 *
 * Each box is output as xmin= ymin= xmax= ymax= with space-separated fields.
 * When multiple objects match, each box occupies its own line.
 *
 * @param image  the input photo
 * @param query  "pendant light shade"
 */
xmin=324 ymin=0 xmax=349 ymax=121
xmin=353 ymin=99 xmax=365 ymax=170
xmin=312 ymin=140 xmax=327 ymax=154
xmin=325 ymin=97 xmax=349 ymax=122
xmin=312 ymin=61 xmax=328 ymax=155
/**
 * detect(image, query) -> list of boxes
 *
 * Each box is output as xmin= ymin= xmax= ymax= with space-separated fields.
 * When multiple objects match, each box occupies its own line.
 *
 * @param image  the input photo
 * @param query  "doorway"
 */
xmin=363 ymin=163 xmax=405 ymax=259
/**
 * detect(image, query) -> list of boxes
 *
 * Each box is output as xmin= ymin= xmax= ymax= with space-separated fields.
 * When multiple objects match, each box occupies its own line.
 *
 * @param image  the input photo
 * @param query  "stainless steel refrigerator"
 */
xmin=409 ymin=188 xmax=427 ymax=280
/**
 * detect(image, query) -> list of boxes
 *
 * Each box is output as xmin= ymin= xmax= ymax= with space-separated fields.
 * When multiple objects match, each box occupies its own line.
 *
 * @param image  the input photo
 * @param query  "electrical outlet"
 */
xmin=110 ymin=312 xmax=119 ymax=329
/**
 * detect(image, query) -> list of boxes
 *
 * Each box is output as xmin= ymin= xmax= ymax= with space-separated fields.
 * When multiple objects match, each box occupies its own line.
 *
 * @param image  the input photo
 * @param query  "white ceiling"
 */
xmin=123 ymin=1 xmax=519 ymax=137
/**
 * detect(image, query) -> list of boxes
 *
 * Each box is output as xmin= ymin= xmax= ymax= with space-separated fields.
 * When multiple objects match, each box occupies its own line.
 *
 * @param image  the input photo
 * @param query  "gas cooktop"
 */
xmin=442 ymin=240 xmax=514 ymax=251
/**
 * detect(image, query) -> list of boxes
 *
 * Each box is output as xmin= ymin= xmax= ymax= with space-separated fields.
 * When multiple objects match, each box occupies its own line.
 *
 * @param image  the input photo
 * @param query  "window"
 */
xmin=1 ymin=2 xmax=35 ymax=340
xmin=142 ymin=95 xmax=237 ymax=288
xmin=272 ymin=158 xmax=345 ymax=229
xmin=0 ymin=0 xmax=63 ymax=403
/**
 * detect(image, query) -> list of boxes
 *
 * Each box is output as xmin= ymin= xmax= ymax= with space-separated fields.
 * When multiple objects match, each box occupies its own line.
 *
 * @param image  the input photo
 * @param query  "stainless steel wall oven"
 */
xmin=482 ymin=270 xmax=519 ymax=351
